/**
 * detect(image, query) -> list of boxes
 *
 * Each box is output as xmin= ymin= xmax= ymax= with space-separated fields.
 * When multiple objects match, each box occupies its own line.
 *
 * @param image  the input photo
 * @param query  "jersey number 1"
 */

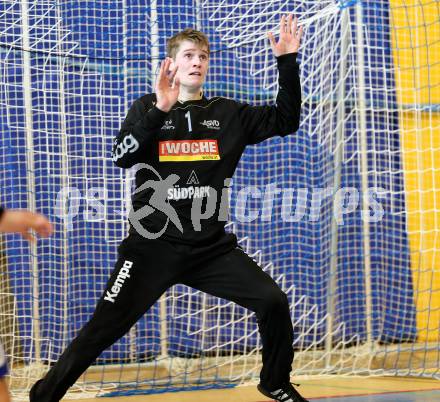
xmin=185 ymin=111 xmax=192 ymax=132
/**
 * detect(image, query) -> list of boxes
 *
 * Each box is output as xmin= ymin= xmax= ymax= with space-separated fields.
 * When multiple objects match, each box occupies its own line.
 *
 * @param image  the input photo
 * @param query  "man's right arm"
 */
xmin=112 ymin=98 xmax=168 ymax=168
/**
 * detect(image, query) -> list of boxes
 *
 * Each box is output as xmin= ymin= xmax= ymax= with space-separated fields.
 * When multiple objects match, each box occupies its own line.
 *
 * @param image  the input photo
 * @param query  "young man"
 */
xmin=31 ymin=15 xmax=305 ymax=402
xmin=0 ymin=207 xmax=53 ymax=402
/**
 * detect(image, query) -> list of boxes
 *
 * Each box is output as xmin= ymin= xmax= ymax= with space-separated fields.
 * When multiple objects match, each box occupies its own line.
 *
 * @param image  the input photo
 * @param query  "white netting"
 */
xmin=0 ymin=0 xmax=439 ymax=399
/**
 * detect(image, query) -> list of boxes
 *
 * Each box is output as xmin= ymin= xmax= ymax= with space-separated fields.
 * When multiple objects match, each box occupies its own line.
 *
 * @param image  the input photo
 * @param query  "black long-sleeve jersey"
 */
xmin=112 ymin=52 xmax=301 ymax=245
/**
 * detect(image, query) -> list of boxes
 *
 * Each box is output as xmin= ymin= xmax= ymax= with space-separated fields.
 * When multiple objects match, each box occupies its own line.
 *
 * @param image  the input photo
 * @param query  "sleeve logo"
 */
xmin=112 ymin=134 xmax=140 ymax=161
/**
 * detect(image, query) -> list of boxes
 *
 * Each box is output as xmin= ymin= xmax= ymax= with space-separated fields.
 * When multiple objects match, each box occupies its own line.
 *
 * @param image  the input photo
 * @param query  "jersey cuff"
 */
xmin=276 ymin=52 xmax=298 ymax=67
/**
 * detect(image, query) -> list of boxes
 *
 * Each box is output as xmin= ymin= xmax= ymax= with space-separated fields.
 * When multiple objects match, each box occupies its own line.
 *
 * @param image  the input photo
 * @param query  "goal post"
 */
xmin=0 ymin=0 xmax=439 ymax=399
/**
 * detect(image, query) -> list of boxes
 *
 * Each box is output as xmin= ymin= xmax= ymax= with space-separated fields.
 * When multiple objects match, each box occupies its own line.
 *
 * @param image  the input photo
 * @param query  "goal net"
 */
xmin=0 ymin=0 xmax=439 ymax=398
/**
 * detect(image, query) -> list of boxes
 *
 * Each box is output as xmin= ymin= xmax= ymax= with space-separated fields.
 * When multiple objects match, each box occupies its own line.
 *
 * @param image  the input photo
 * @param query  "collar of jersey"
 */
xmin=176 ymin=95 xmax=207 ymax=105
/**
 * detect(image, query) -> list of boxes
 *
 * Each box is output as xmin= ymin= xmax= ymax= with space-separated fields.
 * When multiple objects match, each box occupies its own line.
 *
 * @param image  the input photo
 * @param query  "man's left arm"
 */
xmin=239 ymin=53 xmax=301 ymax=144
xmin=238 ymin=15 xmax=303 ymax=145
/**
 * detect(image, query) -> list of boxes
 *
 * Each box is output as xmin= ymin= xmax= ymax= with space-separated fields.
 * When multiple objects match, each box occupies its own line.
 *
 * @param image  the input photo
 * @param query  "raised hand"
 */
xmin=0 ymin=210 xmax=53 ymax=242
xmin=268 ymin=15 xmax=303 ymax=57
xmin=155 ymin=57 xmax=180 ymax=112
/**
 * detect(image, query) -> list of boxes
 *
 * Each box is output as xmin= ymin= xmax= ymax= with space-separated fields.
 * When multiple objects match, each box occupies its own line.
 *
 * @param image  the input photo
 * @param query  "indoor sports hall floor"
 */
xmin=78 ymin=377 xmax=440 ymax=401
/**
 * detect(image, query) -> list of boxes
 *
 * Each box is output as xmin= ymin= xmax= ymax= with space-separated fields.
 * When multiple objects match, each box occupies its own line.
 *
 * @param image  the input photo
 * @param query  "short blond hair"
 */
xmin=166 ymin=28 xmax=210 ymax=59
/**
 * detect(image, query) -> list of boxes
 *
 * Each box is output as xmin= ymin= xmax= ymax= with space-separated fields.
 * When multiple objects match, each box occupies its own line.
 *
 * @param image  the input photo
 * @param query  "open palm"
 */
xmin=155 ymin=58 xmax=180 ymax=112
xmin=268 ymin=15 xmax=303 ymax=57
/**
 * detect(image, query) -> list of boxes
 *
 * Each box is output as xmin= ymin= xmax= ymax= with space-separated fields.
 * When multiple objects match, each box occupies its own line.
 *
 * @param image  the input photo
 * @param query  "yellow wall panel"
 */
xmin=397 ymin=108 xmax=440 ymax=341
xmin=391 ymin=1 xmax=440 ymax=106
xmin=391 ymin=0 xmax=440 ymax=341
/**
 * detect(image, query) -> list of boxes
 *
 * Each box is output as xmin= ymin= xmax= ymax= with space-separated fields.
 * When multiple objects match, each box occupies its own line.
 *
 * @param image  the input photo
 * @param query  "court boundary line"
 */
xmin=301 ymin=386 xmax=440 ymax=400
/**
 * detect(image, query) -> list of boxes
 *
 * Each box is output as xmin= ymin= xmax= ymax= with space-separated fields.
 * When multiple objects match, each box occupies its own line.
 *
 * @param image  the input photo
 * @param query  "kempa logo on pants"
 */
xmin=104 ymin=260 xmax=133 ymax=303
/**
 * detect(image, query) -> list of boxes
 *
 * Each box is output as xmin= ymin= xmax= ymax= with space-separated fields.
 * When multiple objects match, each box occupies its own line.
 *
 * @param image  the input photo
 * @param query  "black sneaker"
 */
xmin=257 ymin=382 xmax=309 ymax=402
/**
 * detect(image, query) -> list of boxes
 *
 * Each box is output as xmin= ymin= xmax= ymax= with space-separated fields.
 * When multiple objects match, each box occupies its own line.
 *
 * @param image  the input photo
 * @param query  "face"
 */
xmin=171 ymin=40 xmax=209 ymax=91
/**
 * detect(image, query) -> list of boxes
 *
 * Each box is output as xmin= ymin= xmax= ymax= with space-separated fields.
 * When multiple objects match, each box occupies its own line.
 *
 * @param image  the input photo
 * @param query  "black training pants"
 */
xmin=30 ymin=234 xmax=294 ymax=401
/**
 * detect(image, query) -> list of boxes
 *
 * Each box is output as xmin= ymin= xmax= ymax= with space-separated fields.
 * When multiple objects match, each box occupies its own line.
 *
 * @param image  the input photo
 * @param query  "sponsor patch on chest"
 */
xmin=158 ymin=139 xmax=220 ymax=161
